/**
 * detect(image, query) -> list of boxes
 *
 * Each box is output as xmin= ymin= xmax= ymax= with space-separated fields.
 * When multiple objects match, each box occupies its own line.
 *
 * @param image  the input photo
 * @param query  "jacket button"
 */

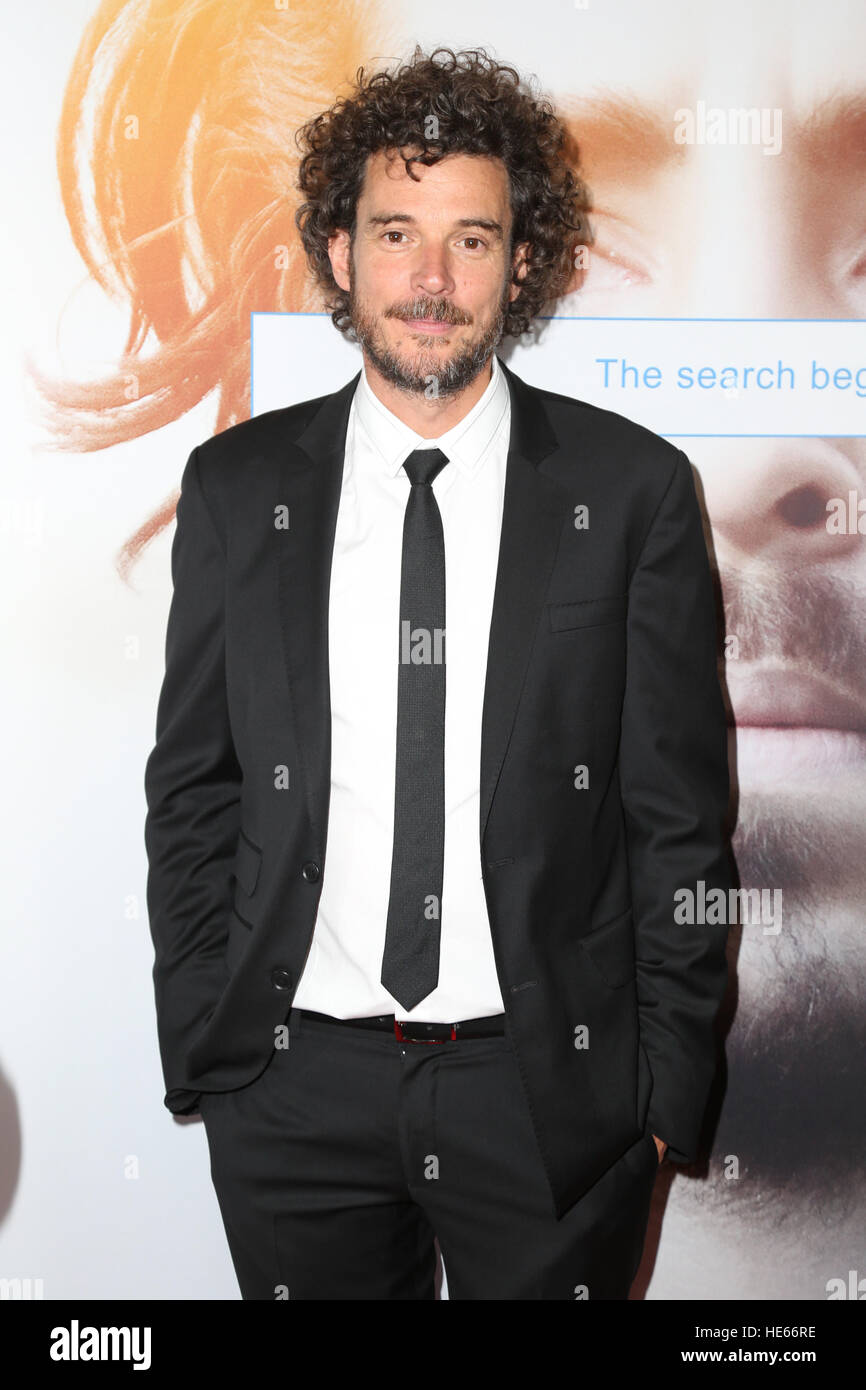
xmin=270 ymin=968 xmax=293 ymax=991
xmin=301 ymin=861 xmax=320 ymax=882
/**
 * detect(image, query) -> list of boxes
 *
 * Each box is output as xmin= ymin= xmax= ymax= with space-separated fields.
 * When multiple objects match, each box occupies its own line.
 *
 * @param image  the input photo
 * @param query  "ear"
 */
xmin=328 ymin=229 xmax=352 ymax=292
xmin=509 ymin=241 xmax=530 ymax=302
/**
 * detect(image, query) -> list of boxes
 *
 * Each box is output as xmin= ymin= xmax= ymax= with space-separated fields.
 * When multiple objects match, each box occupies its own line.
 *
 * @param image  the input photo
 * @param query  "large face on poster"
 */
xmin=531 ymin=0 xmax=866 ymax=1299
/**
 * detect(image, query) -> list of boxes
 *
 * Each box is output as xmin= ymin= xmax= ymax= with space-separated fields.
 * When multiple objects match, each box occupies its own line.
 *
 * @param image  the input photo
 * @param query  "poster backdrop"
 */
xmin=2 ymin=0 xmax=864 ymax=1299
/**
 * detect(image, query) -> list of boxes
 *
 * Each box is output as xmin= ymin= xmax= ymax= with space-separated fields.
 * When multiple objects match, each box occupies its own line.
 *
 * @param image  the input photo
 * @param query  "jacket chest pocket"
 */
xmin=548 ymin=592 xmax=627 ymax=633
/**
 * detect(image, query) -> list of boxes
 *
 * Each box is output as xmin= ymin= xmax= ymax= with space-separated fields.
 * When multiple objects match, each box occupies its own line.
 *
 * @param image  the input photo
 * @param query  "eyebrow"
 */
xmin=797 ymin=92 xmax=866 ymax=166
xmin=561 ymin=88 xmax=866 ymax=177
xmin=365 ymin=212 xmax=505 ymax=236
xmin=559 ymin=93 xmax=686 ymax=178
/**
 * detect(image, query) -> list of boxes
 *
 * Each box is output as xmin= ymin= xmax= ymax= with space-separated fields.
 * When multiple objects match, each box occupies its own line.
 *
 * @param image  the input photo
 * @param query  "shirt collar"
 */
xmin=353 ymin=352 xmax=509 ymax=480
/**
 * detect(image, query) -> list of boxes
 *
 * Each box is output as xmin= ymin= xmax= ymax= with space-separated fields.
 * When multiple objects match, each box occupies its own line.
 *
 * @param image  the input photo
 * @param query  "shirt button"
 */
xmin=301 ymin=861 xmax=320 ymax=882
xmin=270 ymin=968 xmax=293 ymax=992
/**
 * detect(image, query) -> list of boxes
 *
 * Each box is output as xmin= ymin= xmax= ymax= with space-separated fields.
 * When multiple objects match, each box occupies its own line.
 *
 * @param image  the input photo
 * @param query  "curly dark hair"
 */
xmin=294 ymin=45 xmax=589 ymax=338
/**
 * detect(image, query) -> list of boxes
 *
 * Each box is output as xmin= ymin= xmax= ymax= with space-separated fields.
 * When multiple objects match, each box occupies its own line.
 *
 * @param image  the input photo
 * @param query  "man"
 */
xmin=144 ymin=46 xmax=733 ymax=1300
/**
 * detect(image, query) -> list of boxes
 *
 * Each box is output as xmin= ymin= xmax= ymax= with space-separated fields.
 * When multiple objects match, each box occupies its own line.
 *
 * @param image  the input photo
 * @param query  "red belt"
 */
xmin=296 ymin=1008 xmax=506 ymax=1044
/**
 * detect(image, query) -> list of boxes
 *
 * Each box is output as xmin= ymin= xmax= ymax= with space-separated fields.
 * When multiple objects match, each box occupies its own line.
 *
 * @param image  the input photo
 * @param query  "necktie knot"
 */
xmin=403 ymin=447 xmax=450 ymax=488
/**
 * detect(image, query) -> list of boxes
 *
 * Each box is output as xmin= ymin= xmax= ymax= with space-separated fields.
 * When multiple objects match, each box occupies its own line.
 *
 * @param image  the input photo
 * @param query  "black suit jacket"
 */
xmin=144 ymin=355 xmax=732 ymax=1219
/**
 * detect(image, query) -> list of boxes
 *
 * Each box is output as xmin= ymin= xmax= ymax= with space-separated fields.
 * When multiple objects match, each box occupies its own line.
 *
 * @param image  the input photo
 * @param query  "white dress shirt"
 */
xmin=291 ymin=352 xmax=511 ymax=1020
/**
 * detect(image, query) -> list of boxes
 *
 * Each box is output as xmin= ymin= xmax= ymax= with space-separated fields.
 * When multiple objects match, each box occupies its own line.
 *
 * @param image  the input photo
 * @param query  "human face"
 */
xmin=328 ymin=149 xmax=528 ymax=398
xmin=535 ymin=0 xmax=866 ymax=1205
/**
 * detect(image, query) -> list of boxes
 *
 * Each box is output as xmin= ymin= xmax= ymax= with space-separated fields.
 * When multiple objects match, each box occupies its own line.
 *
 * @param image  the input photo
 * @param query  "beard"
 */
xmin=347 ymin=276 xmax=511 ymax=399
xmin=679 ymin=564 xmax=866 ymax=1220
xmin=681 ymin=809 xmax=866 ymax=1220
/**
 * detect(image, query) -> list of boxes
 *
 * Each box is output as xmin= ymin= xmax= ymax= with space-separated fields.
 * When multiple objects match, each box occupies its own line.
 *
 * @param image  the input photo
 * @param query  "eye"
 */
xmin=460 ymin=236 xmax=486 ymax=250
xmin=383 ymin=230 xmax=408 ymax=243
xmin=581 ymin=244 xmax=651 ymax=291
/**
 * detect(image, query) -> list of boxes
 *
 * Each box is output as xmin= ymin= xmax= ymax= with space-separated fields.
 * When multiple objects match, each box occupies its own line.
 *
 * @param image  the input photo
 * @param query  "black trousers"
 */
xmin=198 ymin=1008 xmax=658 ymax=1300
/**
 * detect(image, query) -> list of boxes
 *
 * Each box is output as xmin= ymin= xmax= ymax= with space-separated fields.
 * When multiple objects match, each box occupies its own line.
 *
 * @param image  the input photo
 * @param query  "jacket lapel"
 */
xmin=478 ymin=359 xmax=565 ymax=846
xmin=276 ymin=371 xmax=359 ymax=851
xmin=275 ymin=356 xmax=566 ymax=862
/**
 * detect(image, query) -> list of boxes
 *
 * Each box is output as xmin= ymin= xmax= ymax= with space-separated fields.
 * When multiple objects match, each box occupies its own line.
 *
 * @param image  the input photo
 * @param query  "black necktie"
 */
xmin=381 ymin=447 xmax=450 ymax=1011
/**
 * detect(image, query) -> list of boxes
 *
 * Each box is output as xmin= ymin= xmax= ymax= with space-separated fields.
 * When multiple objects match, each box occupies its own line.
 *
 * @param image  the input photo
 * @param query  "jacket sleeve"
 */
xmin=144 ymin=446 xmax=241 ymax=1114
xmin=618 ymin=447 xmax=732 ymax=1164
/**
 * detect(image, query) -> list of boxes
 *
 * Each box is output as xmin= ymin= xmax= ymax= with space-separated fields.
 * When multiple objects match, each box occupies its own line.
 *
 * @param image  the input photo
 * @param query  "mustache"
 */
xmin=384 ymin=298 xmax=471 ymax=325
xmin=720 ymin=565 xmax=866 ymax=690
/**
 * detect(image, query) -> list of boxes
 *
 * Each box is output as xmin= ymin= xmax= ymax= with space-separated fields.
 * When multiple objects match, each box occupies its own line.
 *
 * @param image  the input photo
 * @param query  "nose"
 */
xmin=699 ymin=439 xmax=863 ymax=569
xmin=409 ymin=240 xmax=456 ymax=300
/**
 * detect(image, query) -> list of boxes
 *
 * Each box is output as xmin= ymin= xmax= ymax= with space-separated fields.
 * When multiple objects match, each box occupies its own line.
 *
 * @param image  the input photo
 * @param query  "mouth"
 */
xmin=398 ymin=317 xmax=460 ymax=335
xmin=728 ymin=664 xmax=866 ymax=782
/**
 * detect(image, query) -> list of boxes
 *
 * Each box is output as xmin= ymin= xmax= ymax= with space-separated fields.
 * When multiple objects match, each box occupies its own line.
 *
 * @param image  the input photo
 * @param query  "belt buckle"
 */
xmin=393 ymin=1019 xmax=458 ymax=1044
